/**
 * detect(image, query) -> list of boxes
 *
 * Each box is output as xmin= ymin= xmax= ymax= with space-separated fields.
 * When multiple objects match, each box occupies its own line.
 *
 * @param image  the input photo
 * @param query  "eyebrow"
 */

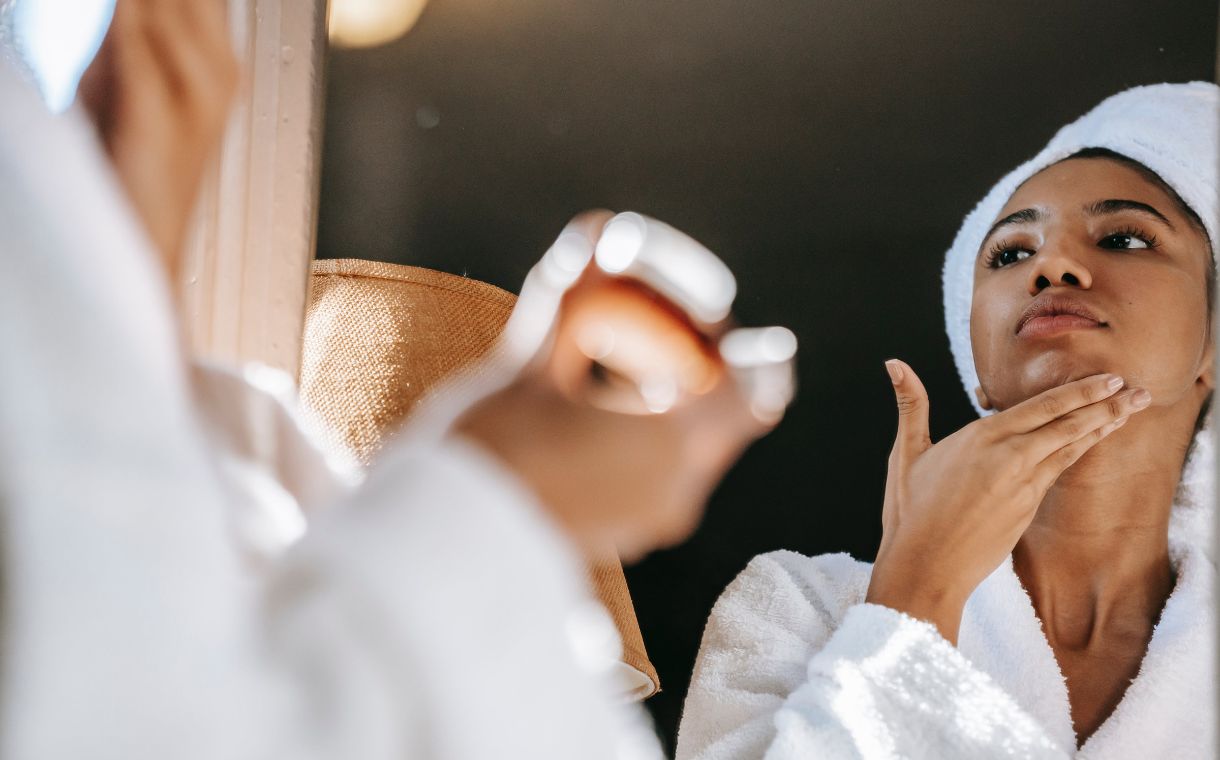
xmin=981 ymin=208 xmax=1042 ymax=243
xmin=1083 ymin=199 xmax=1175 ymax=230
xmin=980 ymin=198 xmax=1177 ymax=245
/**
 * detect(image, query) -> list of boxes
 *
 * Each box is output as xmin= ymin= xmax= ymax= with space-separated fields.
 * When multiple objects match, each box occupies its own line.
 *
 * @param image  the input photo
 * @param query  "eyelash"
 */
xmin=1108 ymin=225 xmax=1160 ymax=249
xmin=983 ymin=225 xmax=1161 ymax=269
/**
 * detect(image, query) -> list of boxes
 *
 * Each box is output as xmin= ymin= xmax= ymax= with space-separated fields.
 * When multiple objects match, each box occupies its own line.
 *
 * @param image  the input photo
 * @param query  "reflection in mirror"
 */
xmin=316 ymin=2 xmax=1218 ymax=755
xmin=680 ymin=83 xmax=1218 ymax=757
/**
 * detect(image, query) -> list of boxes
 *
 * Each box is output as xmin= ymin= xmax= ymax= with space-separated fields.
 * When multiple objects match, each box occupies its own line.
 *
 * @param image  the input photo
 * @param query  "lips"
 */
xmin=1015 ymin=295 xmax=1107 ymax=338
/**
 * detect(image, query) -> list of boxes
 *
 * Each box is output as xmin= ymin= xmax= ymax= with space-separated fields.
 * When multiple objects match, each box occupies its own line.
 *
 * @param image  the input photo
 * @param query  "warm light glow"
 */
xmin=328 ymin=0 xmax=429 ymax=49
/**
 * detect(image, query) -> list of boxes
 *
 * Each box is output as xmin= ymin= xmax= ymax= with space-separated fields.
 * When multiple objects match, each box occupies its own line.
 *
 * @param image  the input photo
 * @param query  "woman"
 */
xmin=676 ymin=81 xmax=1218 ymax=759
xmin=2 ymin=3 xmax=784 ymax=759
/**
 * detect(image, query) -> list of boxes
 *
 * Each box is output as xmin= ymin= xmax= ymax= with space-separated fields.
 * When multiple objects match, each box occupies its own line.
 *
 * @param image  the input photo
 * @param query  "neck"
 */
xmin=1013 ymin=406 xmax=1193 ymax=648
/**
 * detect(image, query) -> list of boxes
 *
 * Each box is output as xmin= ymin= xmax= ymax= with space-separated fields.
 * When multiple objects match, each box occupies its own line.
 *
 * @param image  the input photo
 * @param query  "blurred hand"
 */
xmin=865 ymin=360 xmax=1152 ymax=643
xmin=455 ymin=211 xmax=779 ymax=561
xmin=79 ymin=0 xmax=238 ymax=278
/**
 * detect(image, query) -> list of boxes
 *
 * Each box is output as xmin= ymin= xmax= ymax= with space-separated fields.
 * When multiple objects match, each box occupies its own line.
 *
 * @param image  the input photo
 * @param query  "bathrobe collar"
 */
xmin=958 ymin=543 xmax=1214 ymax=755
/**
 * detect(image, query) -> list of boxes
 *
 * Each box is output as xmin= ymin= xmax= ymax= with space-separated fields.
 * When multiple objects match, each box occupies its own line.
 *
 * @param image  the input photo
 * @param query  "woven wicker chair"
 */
xmin=298 ymin=258 xmax=659 ymax=700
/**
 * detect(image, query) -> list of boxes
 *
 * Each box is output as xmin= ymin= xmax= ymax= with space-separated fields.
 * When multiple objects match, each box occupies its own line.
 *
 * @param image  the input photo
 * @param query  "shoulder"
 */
xmin=681 ymin=550 xmax=876 ymax=744
xmin=702 ymin=550 xmax=873 ymax=650
xmin=728 ymin=550 xmax=872 ymax=614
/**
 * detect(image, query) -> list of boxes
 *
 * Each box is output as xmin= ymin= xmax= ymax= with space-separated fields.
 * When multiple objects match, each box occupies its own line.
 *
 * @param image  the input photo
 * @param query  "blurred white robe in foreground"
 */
xmin=0 ymin=59 xmax=659 ymax=760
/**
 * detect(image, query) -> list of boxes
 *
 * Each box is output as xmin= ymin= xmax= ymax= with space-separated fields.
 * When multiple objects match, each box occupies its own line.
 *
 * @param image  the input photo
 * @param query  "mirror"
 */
xmin=316 ymin=2 xmax=1218 ymax=752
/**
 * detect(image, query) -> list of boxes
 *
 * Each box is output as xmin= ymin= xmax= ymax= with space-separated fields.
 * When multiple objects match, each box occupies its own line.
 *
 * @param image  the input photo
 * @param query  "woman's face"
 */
xmin=970 ymin=157 xmax=1213 ymax=414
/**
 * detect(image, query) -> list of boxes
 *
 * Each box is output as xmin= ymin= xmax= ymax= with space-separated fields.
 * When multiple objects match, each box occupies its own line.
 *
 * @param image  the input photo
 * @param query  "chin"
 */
xmin=658 ymin=507 xmax=706 ymax=551
xmin=989 ymin=352 xmax=1115 ymax=409
xmin=614 ymin=509 xmax=702 ymax=563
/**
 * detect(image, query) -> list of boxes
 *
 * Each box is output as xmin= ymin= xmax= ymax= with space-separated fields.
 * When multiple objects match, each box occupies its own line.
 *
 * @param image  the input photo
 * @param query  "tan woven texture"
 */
xmin=299 ymin=258 xmax=659 ymax=699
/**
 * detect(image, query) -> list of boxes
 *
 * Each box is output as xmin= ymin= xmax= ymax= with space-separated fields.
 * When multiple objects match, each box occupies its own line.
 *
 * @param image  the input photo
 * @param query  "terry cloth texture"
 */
xmin=677 ymin=546 xmax=1212 ymax=759
xmin=298 ymin=258 xmax=660 ymax=700
xmin=941 ymin=81 xmax=1219 ymax=562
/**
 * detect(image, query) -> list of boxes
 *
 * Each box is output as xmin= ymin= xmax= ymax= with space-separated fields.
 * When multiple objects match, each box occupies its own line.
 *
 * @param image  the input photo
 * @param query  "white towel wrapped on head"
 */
xmin=940 ymin=81 xmax=1219 ymax=562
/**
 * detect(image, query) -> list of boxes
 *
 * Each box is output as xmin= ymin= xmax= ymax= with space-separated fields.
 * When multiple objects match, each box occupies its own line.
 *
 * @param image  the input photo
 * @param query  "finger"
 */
xmin=1029 ymin=414 xmax=1130 ymax=494
xmin=535 ymin=211 xmax=616 ymax=291
xmin=992 ymin=373 xmax=1125 ymax=434
xmin=1019 ymin=387 xmax=1151 ymax=462
xmin=886 ymin=359 xmax=932 ymax=460
xmin=565 ymin=209 xmax=617 ymax=249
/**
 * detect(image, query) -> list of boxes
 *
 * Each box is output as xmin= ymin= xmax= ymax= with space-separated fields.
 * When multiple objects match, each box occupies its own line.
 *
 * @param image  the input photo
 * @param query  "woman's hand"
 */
xmin=455 ymin=361 xmax=769 ymax=562
xmin=78 ymin=0 xmax=239 ymax=278
xmin=865 ymin=359 xmax=1151 ymax=643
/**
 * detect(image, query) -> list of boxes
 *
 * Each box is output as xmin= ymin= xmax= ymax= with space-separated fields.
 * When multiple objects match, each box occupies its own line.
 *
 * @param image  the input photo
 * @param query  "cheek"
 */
xmin=968 ymin=283 xmax=1009 ymax=380
xmin=1116 ymin=275 xmax=1210 ymax=394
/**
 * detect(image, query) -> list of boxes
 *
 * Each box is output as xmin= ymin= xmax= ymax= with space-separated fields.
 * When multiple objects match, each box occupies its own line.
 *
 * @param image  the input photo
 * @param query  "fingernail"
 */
xmin=1131 ymin=389 xmax=1152 ymax=409
xmin=885 ymin=359 xmax=904 ymax=385
xmin=1106 ymin=375 xmax=1125 ymax=392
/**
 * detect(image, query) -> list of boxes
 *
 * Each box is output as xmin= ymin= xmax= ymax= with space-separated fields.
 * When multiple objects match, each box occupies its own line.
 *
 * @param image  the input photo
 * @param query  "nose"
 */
xmin=1026 ymin=241 xmax=1093 ymax=295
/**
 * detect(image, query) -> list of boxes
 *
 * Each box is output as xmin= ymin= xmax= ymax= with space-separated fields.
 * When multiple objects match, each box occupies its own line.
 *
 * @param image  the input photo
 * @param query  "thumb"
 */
xmin=885 ymin=359 xmax=931 ymax=458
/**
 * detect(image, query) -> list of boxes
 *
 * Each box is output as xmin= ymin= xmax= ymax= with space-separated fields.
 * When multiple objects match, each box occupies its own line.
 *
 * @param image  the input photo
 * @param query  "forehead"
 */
xmin=997 ymin=158 xmax=1184 ymax=222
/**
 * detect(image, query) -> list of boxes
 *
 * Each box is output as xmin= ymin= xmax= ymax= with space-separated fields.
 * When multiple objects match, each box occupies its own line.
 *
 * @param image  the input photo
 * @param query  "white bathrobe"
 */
xmin=676 ymin=541 xmax=1214 ymax=759
xmin=0 ymin=57 xmax=661 ymax=760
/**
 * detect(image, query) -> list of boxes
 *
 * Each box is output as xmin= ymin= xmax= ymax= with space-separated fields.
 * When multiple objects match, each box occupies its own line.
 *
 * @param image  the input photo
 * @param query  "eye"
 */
xmin=1098 ymin=232 xmax=1154 ymax=250
xmin=985 ymin=245 xmax=1034 ymax=268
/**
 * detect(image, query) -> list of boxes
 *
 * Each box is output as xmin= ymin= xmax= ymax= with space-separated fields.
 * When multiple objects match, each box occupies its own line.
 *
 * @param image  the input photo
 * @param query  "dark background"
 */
xmin=316 ymin=2 xmax=1218 ymax=752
